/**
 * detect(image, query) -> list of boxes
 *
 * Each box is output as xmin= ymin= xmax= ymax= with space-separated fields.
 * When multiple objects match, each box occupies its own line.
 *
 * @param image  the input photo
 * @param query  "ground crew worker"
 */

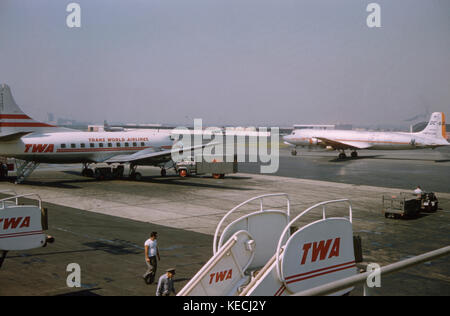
xmin=414 ymin=185 xmax=424 ymax=197
xmin=156 ymin=268 xmax=176 ymax=296
xmin=143 ymin=232 xmax=160 ymax=284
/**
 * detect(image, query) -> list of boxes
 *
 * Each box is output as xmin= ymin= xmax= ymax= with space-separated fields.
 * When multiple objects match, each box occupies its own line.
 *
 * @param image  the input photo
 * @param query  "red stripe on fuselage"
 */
xmin=56 ymin=146 xmax=151 ymax=153
xmin=0 ymin=114 xmax=32 ymax=119
xmin=0 ymin=122 xmax=56 ymax=127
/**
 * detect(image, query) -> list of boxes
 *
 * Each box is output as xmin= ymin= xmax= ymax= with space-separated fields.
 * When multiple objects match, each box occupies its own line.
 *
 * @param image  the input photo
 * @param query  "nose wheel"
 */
xmin=291 ymin=149 xmax=297 ymax=156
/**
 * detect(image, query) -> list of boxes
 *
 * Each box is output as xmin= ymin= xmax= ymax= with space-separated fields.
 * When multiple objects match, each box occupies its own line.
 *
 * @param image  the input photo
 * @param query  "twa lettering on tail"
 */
xmin=300 ymin=238 xmax=341 ymax=265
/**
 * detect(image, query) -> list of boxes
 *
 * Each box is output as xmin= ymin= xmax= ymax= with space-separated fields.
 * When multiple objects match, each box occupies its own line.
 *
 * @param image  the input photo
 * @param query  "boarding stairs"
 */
xmin=15 ymin=160 xmax=40 ymax=184
xmin=0 ymin=193 xmax=53 ymax=269
xmin=178 ymin=194 xmax=358 ymax=296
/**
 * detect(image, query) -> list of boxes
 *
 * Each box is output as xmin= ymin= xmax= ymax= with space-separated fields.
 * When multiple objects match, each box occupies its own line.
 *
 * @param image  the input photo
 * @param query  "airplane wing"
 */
xmin=316 ymin=137 xmax=372 ymax=150
xmin=0 ymin=131 xmax=32 ymax=142
xmin=103 ymin=142 xmax=220 ymax=165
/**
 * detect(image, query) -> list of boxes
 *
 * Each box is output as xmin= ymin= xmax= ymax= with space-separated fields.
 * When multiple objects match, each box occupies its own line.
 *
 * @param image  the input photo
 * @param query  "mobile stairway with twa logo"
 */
xmin=177 ymin=193 xmax=359 ymax=296
xmin=0 ymin=191 xmax=54 ymax=269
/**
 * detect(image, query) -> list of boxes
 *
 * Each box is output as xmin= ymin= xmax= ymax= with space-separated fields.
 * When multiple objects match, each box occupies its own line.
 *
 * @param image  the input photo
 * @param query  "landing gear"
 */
xmin=338 ymin=152 xmax=347 ymax=160
xmin=129 ymin=164 xmax=142 ymax=181
xmin=291 ymin=148 xmax=297 ymax=156
xmin=81 ymin=163 xmax=94 ymax=177
xmin=160 ymin=168 xmax=167 ymax=177
xmin=351 ymin=151 xmax=358 ymax=158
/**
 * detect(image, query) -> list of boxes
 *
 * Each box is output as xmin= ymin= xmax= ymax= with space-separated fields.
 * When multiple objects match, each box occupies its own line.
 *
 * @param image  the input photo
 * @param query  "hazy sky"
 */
xmin=1 ymin=0 xmax=449 ymax=127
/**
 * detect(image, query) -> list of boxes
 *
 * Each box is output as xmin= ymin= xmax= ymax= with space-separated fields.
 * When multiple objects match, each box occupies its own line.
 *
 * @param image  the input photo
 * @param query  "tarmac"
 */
xmin=0 ymin=147 xmax=449 ymax=296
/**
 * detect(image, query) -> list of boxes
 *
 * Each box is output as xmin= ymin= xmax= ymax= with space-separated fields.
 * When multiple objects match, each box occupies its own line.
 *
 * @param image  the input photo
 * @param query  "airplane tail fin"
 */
xmin=416 ymin=112 xmax=448 ymax=142
xmin=0 ymin=84 xmax=64 ymax=138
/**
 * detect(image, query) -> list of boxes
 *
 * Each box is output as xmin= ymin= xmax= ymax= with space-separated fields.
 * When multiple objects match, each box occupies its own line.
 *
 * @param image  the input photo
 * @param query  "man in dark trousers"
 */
xmin=143 ymin=232 xmax=160 ymax=284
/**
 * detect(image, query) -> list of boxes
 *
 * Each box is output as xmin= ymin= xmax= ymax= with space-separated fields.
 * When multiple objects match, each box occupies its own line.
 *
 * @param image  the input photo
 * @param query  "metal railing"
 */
xmin=213 ymin=193 xmax=290 ymax=254
xmin=177 ymin=230 xmax=255 ymax=296
xmin=0 ymin=193 xmax=42 ymax=209
xmin=293 ymin=245 xmax=450 ymax=296
xmin=276 ymin=199 xmax=352 ymax=284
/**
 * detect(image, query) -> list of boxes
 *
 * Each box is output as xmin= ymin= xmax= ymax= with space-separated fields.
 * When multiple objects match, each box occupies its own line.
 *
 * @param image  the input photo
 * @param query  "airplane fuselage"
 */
xmin=0 ymin=130 xmax=174 ymax=164
xmin=283 ymin=129 xmax=448 ymax=150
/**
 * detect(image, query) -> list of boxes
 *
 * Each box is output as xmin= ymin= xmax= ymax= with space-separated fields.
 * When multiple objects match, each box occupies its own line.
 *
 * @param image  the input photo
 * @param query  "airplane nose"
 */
xmin=283 ymin=135 xmax=291 ymax=142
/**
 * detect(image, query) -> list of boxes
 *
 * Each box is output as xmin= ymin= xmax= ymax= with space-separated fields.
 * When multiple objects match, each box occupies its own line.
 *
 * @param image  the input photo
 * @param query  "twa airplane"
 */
xmin=283 ymin=112 xmax=449 ymax=159
xmin=0 ymin=84 xmax=206 ymax=183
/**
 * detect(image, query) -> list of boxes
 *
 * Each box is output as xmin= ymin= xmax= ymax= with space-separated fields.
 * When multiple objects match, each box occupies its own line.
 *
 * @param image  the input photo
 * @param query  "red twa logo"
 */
xmin=300 ymin=238 xmax=341 ymax=265
xmin=24 ymin=144 xmax=54 ymax=153
xmin=209 ymin=269 xmax=233 ymax=284
xmin=0 ymin=216 xmax=31 ymax=230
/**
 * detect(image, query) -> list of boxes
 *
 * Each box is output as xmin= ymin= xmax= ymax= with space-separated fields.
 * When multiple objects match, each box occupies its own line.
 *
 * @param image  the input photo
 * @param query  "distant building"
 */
xmin=88 ymin=125 xmax=104 ymax=132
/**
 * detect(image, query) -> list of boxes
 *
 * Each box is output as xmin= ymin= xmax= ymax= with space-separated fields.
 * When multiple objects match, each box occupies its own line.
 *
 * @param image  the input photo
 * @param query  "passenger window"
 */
xmin=61 ymin=144 xmax=66 ymax=149
xmin=125 ymin=142 xmax=129 ymax=147
xmin=80 ymin=143 xmax=85 ymax=148
xmin=99 ymin=143 xmax=104 ymax=148
xmin=133 ymin=142 xmax=137 ymax=147
xmin=116 ymin=143 xmax=121 ymax=147
xmin=141 ymin=142 xmax=145 ymax=147
xmin=71 ymin=144 xmax=76 ymax=148
xmin=108 ymin=143 xmax=112 ymax=148
xmin=90 ymin=143 xmax=95 ymax=148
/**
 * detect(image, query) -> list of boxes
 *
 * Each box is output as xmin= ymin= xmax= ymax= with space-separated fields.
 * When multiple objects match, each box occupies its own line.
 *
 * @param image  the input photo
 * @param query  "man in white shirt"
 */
xmin=414 ymin=186 xmax=424 ymax=197
xmin=143 ymin=232 xmax=160 ymax=284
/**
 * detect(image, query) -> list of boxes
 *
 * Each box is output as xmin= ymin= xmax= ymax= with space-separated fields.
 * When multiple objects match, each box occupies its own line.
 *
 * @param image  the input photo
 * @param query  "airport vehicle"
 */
xmin=382 ymin=193 xmax=422 ymax=219
xmin=175 ymin=156 xmax=238 ymax=179
xmin=382 ymin=191 xmax=439 ymax=219
xmin=0 ymin=84 xmax=214 ymax=183
xmin=283 ymin=112 xmax=449 ymax=158
xmin=0 ymin=192 xmax=54 ymax=269
xmin=421 ymin=192 xmax=438 ymax=212
xmin=178 ymin=194 xmax=359 ymax=296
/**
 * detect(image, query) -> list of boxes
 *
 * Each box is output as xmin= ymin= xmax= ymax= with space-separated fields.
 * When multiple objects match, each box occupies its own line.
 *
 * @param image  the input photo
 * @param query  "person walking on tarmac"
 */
xmin=143 ymin=232 xmax=160 ymax=284
xmin=156 ymin=268 xmax=176 ymax=296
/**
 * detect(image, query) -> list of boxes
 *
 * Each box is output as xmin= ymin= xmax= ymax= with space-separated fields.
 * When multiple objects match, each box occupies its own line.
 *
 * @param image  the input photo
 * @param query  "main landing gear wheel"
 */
xmin=351 ymin=151 xmax=358 ymax=158
xmin=82 ymin=168 xmax=94 ymax=177
xmin=338 ymin=152 xmax=347 ymax=160
xmin=161 ymin=169 xmax=167 ymax=177
xmin=128 ymin=164 xmax=141 ymax=180
xmin=291 ymin=149 xmax=297 ymax=156
xmin=131 ymin=172 xmax=142 ymax=181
